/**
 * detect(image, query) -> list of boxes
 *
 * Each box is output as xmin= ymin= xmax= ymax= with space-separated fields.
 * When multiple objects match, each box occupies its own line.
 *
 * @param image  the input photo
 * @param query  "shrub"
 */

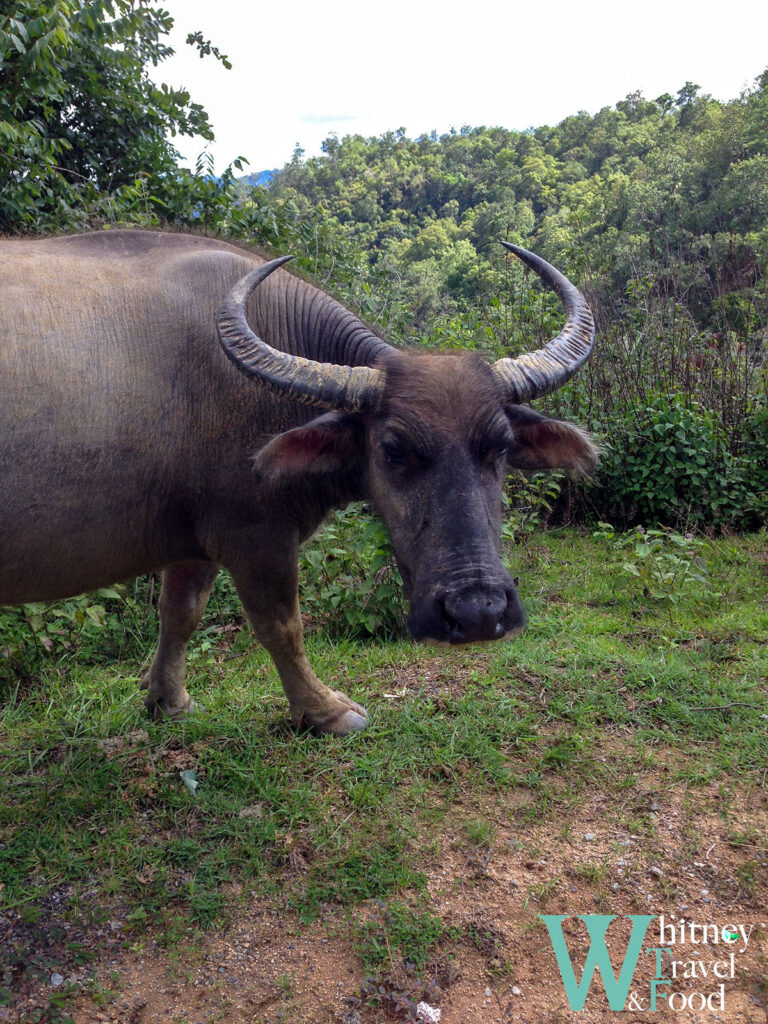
xmin=299 ymin=505 xmax=405 ymax=639
xmin=0 ymin=586 xmax=155 ymax=688
xmin=502 ymin=471 xmax=565 ymax=542
xmin=593 ymin=523 xmax=710 ymax=611
xmin=592 ymin=394 xmax=763 ymax=529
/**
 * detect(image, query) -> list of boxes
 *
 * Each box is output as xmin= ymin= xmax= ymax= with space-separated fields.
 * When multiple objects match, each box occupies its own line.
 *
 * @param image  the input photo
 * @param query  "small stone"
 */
xmin=583 ymin=832 xmax=595 ymax=841
xmin=238 ymin=803 xmax=264 ymax=820
xmin=511 ymin=986 xmax=522 ymax=996
xmin=649 ymin=865 xmax=663 ymax=877
xmin=651 ymin=802 xmax=659 ymax=811
xmin=700 ymin=889 xmax=709 ymax=896
xmin=51 ymin=973 xmax=64 ymax=988
xmin=415 ymin=1002 xmax=441 ymax=1023
xmin=612 ymin=882 xmax=619 ymax=891
xmin=484 ymin=987 xmax=492 ymax=998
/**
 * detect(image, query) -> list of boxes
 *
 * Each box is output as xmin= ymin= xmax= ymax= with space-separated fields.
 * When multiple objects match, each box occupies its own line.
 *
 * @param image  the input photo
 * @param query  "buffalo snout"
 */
xmin=409 ymin=581 xmax=526 ymax=645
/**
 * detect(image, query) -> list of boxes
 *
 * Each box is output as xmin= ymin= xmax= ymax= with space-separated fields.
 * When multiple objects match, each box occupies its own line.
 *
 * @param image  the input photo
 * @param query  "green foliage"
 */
xmin=593 ymin=523 xmax=710 ymax=609
xmin=299 ymin=505 xmax=405 ymax=638
xmin=0 ymin=587 xmax=148 ymax=686
xmin=503 ymin=471 xmax=564 ymax=543
xmin=740 ymin=400 xmax=768 ymax=520
xmin=595 ymin=395 xmax=765 ymax=529
xmin=357 ymin=901 xmax=445 ymax=972
xmin=0 ymin=0 xmax=226 ymax=233
xmin=598 ymin=396 xmax=725 ymax=525
xmin=268 ymin=72 xmax=768 ymax=334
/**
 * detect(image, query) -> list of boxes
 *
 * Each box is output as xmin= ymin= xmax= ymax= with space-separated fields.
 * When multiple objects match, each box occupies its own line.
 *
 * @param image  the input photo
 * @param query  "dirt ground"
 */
xmin=3 ymin=769 xmax=767 ymax=1024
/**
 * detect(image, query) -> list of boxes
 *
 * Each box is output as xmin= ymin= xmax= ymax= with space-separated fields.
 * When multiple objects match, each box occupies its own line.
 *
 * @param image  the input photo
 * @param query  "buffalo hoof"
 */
xmin=140 ymin=672 xmax=195 ymax=720
xmin=296 ymin=689 xmax=369 ymax=736
xmin=144 ymin=694 xmax=196 ymax=721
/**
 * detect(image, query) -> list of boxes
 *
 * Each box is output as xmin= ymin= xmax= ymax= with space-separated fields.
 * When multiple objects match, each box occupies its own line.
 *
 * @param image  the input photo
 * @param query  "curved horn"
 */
xmin=492 ymin=243 xmax=595 ymax=403
xmin=216 ymin=256 xmax=385 ymax=412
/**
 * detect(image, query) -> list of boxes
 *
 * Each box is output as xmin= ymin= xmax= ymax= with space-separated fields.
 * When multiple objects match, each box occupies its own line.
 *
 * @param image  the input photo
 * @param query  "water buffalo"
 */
xmin=0 ymin=230 xmax=596 ymax=734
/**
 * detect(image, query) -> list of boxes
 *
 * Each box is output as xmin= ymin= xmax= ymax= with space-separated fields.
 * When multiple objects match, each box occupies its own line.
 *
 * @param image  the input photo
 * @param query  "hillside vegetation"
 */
xmin=247 ymin=78 xmax=768 ymax=530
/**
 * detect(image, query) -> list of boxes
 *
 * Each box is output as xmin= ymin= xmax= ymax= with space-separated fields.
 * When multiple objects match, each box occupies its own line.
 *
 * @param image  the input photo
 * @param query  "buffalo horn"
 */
xmin=216 ymin=257 xmax=385 ymax=412
xmin=492 ymin=243 xmax=595 ymax=402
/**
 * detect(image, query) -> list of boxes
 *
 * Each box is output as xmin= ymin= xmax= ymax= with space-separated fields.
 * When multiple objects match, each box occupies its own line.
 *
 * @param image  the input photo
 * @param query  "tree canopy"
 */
xmin=0 ymin=0 xmax=229 ymax=232
xmin=265 ymin=75 xmax=768 ymax=336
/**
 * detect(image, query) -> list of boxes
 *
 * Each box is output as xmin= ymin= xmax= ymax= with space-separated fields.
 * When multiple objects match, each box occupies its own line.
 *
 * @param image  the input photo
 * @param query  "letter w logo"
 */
xmin=540 ymin=914 xmax=656 ymax=1011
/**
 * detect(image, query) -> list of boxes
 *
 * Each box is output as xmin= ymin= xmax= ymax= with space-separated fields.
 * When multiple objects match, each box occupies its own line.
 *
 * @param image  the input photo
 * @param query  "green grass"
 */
xmin=1 ymin=528 xmax=766 ymax=1008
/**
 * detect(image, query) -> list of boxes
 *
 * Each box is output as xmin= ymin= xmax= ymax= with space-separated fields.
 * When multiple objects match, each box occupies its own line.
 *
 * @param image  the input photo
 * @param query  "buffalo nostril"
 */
xmin=442 ymin=605 xmax=465 ymax=643
xmin=443 ymin=589 xmax=509 ymax=643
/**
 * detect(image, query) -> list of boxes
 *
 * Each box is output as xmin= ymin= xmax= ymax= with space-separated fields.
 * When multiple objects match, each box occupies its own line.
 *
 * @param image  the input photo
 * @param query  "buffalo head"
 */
xmin=216 ymin=245 xmax=597 ymax=645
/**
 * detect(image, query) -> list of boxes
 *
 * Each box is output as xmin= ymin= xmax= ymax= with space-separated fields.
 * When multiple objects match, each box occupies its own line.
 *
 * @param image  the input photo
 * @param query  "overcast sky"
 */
xmin=154 ymin=0 xmax=768 ymax=174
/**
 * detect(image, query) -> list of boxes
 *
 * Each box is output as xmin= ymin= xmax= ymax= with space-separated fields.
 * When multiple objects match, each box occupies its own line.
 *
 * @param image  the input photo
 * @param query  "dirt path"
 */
xmin=4 ymin=775 xmax=767 ymax=1024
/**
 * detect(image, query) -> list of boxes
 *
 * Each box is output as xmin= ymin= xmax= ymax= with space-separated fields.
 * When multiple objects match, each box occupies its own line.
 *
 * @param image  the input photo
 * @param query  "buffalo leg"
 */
xmin=141 ymin=561 xmax=219 ymax=718
xmin=231 ymin=564 xmax=368 ymax=736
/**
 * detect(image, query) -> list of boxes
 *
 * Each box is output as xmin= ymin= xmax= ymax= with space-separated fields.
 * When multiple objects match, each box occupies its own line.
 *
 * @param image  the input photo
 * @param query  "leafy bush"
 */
xmin=593 ymin=394 xmax=764 ymax=529
xmin=299 ymin=505 xmax=405 ymax=638
xmin=0 ymin=586 xmax=154 ymax=687
xmin=593 ymin=523 xmax=711 ymax=611
xmin=502 ymin=471 xmax=565 ymax=543
xmin=0 ymin=2 xmax=228 ymax=233
xmin=738 ymin=400 xmax=768 ymax=523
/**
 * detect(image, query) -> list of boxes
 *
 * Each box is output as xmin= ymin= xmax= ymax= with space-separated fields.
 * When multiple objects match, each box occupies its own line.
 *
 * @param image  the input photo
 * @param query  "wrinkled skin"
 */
xmin=0 ymin=230 xmax=597 ymax=735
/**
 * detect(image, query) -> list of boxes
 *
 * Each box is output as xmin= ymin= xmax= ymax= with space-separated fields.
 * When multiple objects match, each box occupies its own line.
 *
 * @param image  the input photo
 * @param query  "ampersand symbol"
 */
xmin=627 ymin=991 xmax=646 ymax=1011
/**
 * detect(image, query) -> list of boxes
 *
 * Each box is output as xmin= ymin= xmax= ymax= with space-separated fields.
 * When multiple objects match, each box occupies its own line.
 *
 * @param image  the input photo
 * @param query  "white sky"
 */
xmin=154 ymin=0 xmax=768 ymax=174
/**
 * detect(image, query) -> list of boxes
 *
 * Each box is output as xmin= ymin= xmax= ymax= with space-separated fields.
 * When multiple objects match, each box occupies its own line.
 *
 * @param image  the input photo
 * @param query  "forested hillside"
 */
xmin=250 ymin=77 xmax=768 ymax=529
xmin=268 ymin=78 xmax=768 ymax=336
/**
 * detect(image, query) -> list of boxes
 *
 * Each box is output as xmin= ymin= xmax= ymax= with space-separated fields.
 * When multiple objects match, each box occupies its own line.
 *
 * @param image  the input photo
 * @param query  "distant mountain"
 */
xmin=240 ymin=170 xmax=275 ymax=187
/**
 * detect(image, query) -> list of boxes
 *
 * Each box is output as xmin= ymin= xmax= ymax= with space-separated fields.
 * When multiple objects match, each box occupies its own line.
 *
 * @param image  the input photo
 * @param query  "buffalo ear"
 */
xmin=505 ymin=405 xmax=599 ymax=475
xmin=254 ymin=411 xmax=365 ymax=479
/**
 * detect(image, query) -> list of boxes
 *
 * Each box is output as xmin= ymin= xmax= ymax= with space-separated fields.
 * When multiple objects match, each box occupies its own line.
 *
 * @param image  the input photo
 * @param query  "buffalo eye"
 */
xmin=478 ymin=440 xmax=509 ymax=464
xmin=381 ymin=437 xmax=427 ymax=471
xmin=381 ymin=439 xmax=406 ymax=464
